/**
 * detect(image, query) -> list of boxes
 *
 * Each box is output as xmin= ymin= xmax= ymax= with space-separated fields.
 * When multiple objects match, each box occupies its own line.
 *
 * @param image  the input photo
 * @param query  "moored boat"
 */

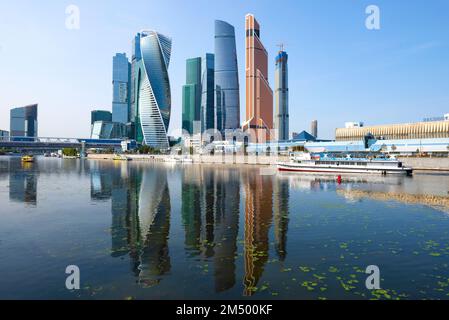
xmin=113 ymin=154 xmax=131 ymax=161
xmin=278 ymin=153 xmax=413 ymax=176
xmin=21 ymin=155 xmax=35 ymax=163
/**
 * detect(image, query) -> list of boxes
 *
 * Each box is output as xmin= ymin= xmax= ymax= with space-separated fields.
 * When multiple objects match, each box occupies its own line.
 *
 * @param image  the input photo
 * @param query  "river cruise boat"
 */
xmin=278 ymin=153 xmax=413 ymax=176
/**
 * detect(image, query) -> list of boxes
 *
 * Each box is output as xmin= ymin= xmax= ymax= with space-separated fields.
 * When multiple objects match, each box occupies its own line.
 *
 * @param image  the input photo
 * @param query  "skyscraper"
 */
xmin=10 ymin=104 xmax=38 ymax=138
xmin=112 ymin=53 xmax=131 ymax=124
xmin=134 ymin=31 xmax=172 ymax=149
xmin=243 ymin=14 xmax=273 ymax=142
xmin=91 ymin=110 xmax=112 ymax=125
xmin=201 ymin=53 xmax=215 ymax=133
xmin=215 ymin=20 xmax=240 ymax=135
xmin=182 ymin=57 xmax=202 ymax=135
xmin=130 ymin=33 xmax=142 ymax=127
xmin=311 ymin=120 xmax=318 ymax=138
xmin=274 ymin=50 xmax=289 ymax=141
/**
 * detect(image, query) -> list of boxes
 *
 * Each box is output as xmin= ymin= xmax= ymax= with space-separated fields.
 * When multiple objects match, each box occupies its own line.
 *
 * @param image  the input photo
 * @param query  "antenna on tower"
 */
xmin=277 ymin=43 xmax=286 ymax=52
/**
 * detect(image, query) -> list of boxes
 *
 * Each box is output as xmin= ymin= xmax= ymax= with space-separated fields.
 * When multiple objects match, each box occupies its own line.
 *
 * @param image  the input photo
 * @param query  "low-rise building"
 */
xmin=0 ymin=130 xmax=9 ymax=141
xmin=91 ymin=121 xmax=127 ymax=139
xmin=336 ymin=116 xmax=449 ymax=141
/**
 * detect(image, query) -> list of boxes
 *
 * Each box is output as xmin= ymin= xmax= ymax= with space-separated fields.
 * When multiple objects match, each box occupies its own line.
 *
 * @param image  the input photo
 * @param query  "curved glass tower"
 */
xmin=134 ymin=31 xmax=172 ymax=149
xmin=214 ymin=20 xmax=240 ymax=134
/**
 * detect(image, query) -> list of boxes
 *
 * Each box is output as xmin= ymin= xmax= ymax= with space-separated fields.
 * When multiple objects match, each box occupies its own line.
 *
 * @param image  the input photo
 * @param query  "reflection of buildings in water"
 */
xmin=9 ymin=164 xmax=37 ymax=205
xmin=242 ymin=172 xmax=274 ymax=296
xmin=181 ymin=166 xmax=240 ymax=293
xmin=337 ymin=189 xmax=449 ymax=214
xmin=138 ymin=180 xmax=171 ymax=287
xmin=96 ymin=163 xmax=172 ymax=286
xmin=135 ymin=168 xmax=171 ymax=287
xmin=212 ymin=169 xmax=240 ymax=293
xmin=90 ymin=170 xmax=112 ymax=201
xmin=273 ymin=178 xmax=290 ymax=261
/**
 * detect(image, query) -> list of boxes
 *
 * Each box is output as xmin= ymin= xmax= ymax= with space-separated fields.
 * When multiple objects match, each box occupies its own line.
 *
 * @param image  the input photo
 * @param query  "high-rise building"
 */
xmin=182 ymin=57 xmax=202 ymax=135
xmin=215 ymin=20 xmax=240 ymax=134
xmin=134 ymin=31 xmax=172 ymax=149
xmin=274 ymin=50 xmax=289 ymax=141
xmin=112 ymin=53 xmax=131 ymax=124
xmin=10 ymin=104 xmax=38 ymax=138
xmin=311 ymin=120 xmax=318 ymax=138
xmin=91 ymin=110 xmax=112 ymax=125
xmin=130 ymin=33 xmax=142 ymax=127
xmin=201 ymin=53 xmax=215 ymax=133
xmin=243 ymin=14 xmax=273 ymax=142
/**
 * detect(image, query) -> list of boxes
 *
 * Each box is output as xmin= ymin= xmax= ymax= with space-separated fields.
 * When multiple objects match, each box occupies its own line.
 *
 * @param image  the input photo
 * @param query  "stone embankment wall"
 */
xmin=87 ymin=154 xmax=449 ymax=171
xmin=398 ymin=157 xmax=449 ymax=171
xmin=87 ymin=154 xmax=289 ymax=166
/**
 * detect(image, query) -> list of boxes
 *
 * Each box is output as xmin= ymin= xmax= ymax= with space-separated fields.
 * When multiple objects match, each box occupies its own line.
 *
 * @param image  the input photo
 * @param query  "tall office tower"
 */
xmin=112 ymin=53 xmax=131 ymax=124
xmin=201 ymin=53 xmax=215 ymax=133
xmin=311 ymin=120 xmax=318 ymax=138
xmin=130 ymin=33 xmax=142 ymax=126
xmin=91 ymin=110 xmax=112 ymax=125
xmin=215 ymin=20 xmax=240 ymax=135
xmin=274 ymin=50 xmax=289 ymax=141
xmin=134 ymin=31 xmax=172 ymax=149
xmin=182 ymin=57 xmax=202 ymax=135
xmin=10 ymin=104 xmax=38 ymax=137
xmin=243 ymin=14 xmax=273 ymax=142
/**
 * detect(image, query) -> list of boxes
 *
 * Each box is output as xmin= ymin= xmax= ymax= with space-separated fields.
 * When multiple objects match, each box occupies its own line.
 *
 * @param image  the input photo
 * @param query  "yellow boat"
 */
xmin=113 ymin=154 xmax=131 ymax=161
xmin=21 ymin=155 xmax=34 ymax=163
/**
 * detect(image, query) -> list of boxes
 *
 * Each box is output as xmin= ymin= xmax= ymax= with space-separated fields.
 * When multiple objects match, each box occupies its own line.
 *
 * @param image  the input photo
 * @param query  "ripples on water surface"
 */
xmin=1 ymin=156 xmax=449 ymax=300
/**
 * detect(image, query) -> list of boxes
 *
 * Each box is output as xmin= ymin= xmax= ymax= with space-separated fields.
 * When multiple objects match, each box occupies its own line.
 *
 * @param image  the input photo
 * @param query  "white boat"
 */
xmin=278 ymin=153 xmax=413 ymax=176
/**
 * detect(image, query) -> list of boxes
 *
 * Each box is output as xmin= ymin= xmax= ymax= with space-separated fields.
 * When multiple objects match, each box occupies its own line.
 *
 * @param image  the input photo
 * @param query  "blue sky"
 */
xmin=0 ymin=0 xmax=448 ymax=139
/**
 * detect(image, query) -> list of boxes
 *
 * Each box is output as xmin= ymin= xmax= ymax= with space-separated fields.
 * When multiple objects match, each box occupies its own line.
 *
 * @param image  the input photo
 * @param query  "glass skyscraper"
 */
xmin=10 ymin=104 xmax=38 ymax=138
xmin=91 ymin=110 xmax=112 ymax=125
xmin=182 ymin=57 xmax=202 ymax=135
xmin=201 ymin=53 xmax=215 ymax=133
xmin=134 ymin=31 xmax=172 ymax=149
xmin=214 ymin=20 xmax=240 ymax=134
xmin=130 ymin=33 xmax=141 ymax=129
xmin=112 ymin=53 xmax=131 ymax=124
xmin=244 ymin=14 xmax=273 ymax=143
xmin=274 ymin=50 xmax=289 ymax=141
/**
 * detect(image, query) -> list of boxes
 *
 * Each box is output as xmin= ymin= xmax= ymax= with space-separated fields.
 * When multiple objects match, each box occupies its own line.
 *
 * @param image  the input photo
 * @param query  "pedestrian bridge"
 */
xmin=0 ymin=137 xmax=125 ymax=149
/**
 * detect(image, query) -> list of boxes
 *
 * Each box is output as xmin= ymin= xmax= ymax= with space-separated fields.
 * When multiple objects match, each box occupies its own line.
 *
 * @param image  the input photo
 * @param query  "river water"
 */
xmin=1 ymin=156 xmax=449 ymax=300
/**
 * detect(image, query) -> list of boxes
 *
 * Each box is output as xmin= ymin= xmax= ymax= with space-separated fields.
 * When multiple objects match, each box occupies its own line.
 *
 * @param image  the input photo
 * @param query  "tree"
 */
xmin=62 ymin=148 xmax=78 ymax=157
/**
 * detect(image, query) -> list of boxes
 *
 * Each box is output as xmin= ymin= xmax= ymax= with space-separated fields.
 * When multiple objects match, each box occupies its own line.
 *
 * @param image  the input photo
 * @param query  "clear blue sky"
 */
xmin=1 ymin=0 xmax=448 ymax=139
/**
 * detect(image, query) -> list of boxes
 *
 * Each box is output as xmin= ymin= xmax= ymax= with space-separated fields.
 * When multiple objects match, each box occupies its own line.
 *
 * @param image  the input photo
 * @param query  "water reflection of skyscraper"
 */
xmin=242 ymin=172 xmax=273 ymax=296
xmin=94 ymin=163 xmax=172 ymax=287
xmin=9 ymin=161 xmax=37 ymax=205
xmin=181 ymin=166 xmax=240 ymax=293
xmin=273 ymin=177 xmax=290 ymax=262
xmin=137 ymin=168 xmax=171 ymax=287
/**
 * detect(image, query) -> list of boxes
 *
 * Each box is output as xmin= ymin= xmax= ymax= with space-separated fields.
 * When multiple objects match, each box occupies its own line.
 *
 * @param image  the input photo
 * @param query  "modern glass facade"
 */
xmin=215 ymin=20 xmax=240 ymax=134
xmin=130 ymin=33 xmax=142 ymax=128
xmin=91 ymin=110 xmax=112 ymax=125
xmin=10 ymin=104 xmax=38 ymax=137
xmin=91 ymin=121 xmax=127 ymax=139
xmin=134 ymin=31 xmax=172 ymax=149
xmin=182 ymin=57 xmax=202 ymax=135
xmin=274 ymin=51 xmax=289 ymax=141
xmin=201 ymin=53 xmax=215 ymax=133
xmin=0 ymin=130 xmax=9 ymax=141
xmin=244 ymin=14 xmax=273 ymax=143
xmin=112 ymin=53 xmax=131 ymax=124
